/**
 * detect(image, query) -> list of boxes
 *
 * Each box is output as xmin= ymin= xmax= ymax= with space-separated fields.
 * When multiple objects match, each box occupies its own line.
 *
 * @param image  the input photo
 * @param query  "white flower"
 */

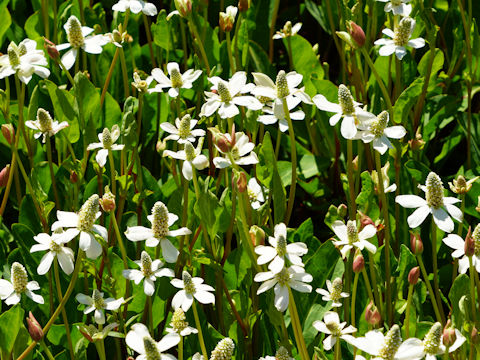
xmin=52 ymin=194 xmax=107 ymax=259
xmin=395 ymin=323 xmax=466 ymax=360
xmin=160 ymin=114 xmax=206 ymax=144
xmin=56 ymin=15 xmax=108 ymax=70
xmin=356 ymin=111 xmax=406 ymax=154
xmin=258 ymin=97 xmax=305 ymax=132
xmin=316 ymin=278 xmax=349 ymax=307
xmin=0 ymin=39 xmax=50 ymax=84
xmin=331 ymin=220 xmax=377 ymax=259
xmin=125 ymin=202 xmax=191 ymax=263
xmin=103 ymin=27 xmax=128 ymax=48
xmin=200 ymin=72 xmax=262 ymax=119
xmin=170 ymin=271 xmax=215 ymax=312
xmin=76 ymin=289 xmax=123 ymax=325
xmin=247 ymin=178 xmax=265 ymax=209
xmin=372 ymin=161 xmax=397 ymax=193
xmin=112 ymin=0 xmax=157 ymax=16
xmin=166 ymin=308 xmax=198 ymax=337
xmin=163 ymin=140 xmax=209 ymax=181
xmin=212 ymin=131 xmax=259 ymax=169
xmin=78 ymin=322 xmax=119 ymax=342
xmin=353 ymin=325 xmax=404 ymax=360
xmin=273 ymin=21 xmax=302 ymax=39
xmin=396 ymin=172 xmax=462 ymax=233
xmin=167 ymin=0 xmax=192 ymax=19
xmin=132 ymin=71 xmax=153 ymax=93
xmin=255 ymin=265 xmax=312 ymax=312
xmin=374 ymin=17 xmax=425 ymax=60
xmin=30 ymin=231 xmax=75 ymax=275
xmin=126 ymin=323 xmax=180 ymax=360
xmin=87 ymin=125 xmax=125 ymax=168
xmin=254 ymin=223 xmax=307 ymax=273
xmin=251 ymin=70 xmax=312 ymax=105
xmin=219 ymin=6 xmax=238 ymax=32
xmin=376 ymin=0 xmax=412 ymax=16
xmin=149 ymin=63 xmax=202 ymax=98
xmin=312 ymin=84 xmax=375 ymax=139
xmin=123 ymin=251 xmax=175 ymax=296
xmin=0 ymin=262 xmax=44 ymax=305
xmin=443 ymin=224 xmax=480 ymax=274
xmin=25 ymin=108 xmax=69 ymax=143
xmin=313 ymin=311 xmax=357 ymax=351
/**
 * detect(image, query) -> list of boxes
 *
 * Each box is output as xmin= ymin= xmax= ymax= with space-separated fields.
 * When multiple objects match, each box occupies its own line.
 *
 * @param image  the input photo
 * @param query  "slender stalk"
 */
xmin=288 ymin=287 xmax=310 ymax=360
xmin=119 ymin=47 xmax=130 ymax=99
xmin=41 ymin=0 xmax=49 ymax=39
xmin=431 ymin=222 xmax=445 ymax=324
xmin=142 ymin=14 xmax=157 ymax=68
xmin=233 ymin=12 xmax=242 ymax=70
xmin=268 ymin=0 xmax=280 ymax=62
xmin=347 ymin=140 xmax=356 ymax=219
xmin=417 ymin=255 xmax=443 ymax=323
xmin=100 ymin=48 xmax=120 ymax=106
xmin=351 ymin=271 xmax=360 ymax=327
xmin=360 ymin=268 xmax=375 ymax=304
xmin=192 ymin=301 xmax=209 ymax=360
xmin=178 ymin=336 xmax=183 ymax=360
xmin=367 ymin=252 xmax=383 ymax=317
xmin=187 ymin=16 xmax=211 ymax=74
xmin=334 ymin=338 xmax=341 ymax=360
xmin=287 ymin=36 xmax=294 ymax=70
xmin=283 ymin=98 xmax=297 ymax=225
xmin=46 ymin=135 xmax=61 ymax=209
xmin=39 ymin=341 xmax=55 ymax=360
xmin=374 ymin=151 xmax=392 ymax=325
xmin=96 ymin=324 xmax=107 ymax=360
xmin=404 ymin=283 xmax=414 ymax=338
xmin=226 ymin=32 xmax=236 ymax=74
xmin=179 ymin=21 xmax=188 ymax=69
xmin=108 ymin=151 xmax=116 ymax=196
xmin=53 ymin=261 xmax=75 ymax=359
xmin=468 ymin=256 xmax=477 ymax=322
xmin=0 ymin=153 xmax=16 ymax=217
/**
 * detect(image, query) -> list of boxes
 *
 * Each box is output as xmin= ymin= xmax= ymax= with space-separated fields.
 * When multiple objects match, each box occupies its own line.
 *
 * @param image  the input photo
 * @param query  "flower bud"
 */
xmin=79 ymin=326 xmax=94 ymax=342
xmin=472 ymin=327 xmax=479 ymax=344
xmin=70 ymin=170 xmax=78 ymax=184
xmin=216 ymin=135 xmax=231 ymax=153
xmin=236 ymin=171 xmax=247 ymax=193
xmin=409 ymin=132 xmax=425 ymax=151
xmin=408 ymin=266 xmax=420 ymax=285
xmin=410 ymin=232 xmax=423 ymax=255
xmin=156 ymin=139 xmax=166 ymax=153
xmin=365 ymin=301 xmax=382 ymax=325
xmin=174 ymin=0 xmax=192 ymax=17
xmin=465 ymin=226 xmax=475 ymax=257
xmin=0 ymin=165 xmax=10 ymax=187
xmin=238 ymin=0 xmax=249 ymax=12
xmin=100 ymin=186 xmax=116 ymax=212
xmin=2 ymin=124 xmax=14 ymax=144
xmin=442 ymin=327 xmax=456 ymax=348
xmin=353 ymin=252 xmax=364 ymax=273
xmin=348 ymin=21 xmax=365 ymax=47
xmin=26 ymin=312 xmax=44 ymax=341
xmin=336 ymin=31 xmax=355 ymax=48
xmin=249 ymin=225 xmax=265 ymax=246
xmin=43 ymin=37 xmax=59 ymax=60
xmin=337 ymin=204 xmax=348 ymax=218
xmin=219 ymin=6 xmax=237 ymax=32
xmin=358 ymin=212 xmax=374 ymax=229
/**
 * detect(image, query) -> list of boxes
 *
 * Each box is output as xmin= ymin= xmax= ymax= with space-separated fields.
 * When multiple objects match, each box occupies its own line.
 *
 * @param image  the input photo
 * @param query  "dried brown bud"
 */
xmin=236 ymin=171 xmax=247 ymax=193
xmin=249 ymin=225 xmax=265 ymax=247
xmin=408 ymin=266 xmax=420 ymax=285
xmin=0 ymin=165 xmax=10 ymax=187
xmin=238 ymin=0 xmax=249 ymax=12
xmin=2 ymin=124 xmax=14 ymax=144
xmin=348 ymin=21 xmax=365 ymax=47
xmin=26 ymin=312 xmax=44 ymax=341
xmin=353 ymin=252 xmax=364 ymax=273
xmin=70 ymin=170 xmax=78 ymax=184
xmin=44 ymin=38 xmax=59 ymax=60
xmin=410 ymin=232 xmax=423 ymax=255
xmin=365 ymin=301 xmax=382 ymax=325
xmin=465 ymin=226 xmax=475 ymax=257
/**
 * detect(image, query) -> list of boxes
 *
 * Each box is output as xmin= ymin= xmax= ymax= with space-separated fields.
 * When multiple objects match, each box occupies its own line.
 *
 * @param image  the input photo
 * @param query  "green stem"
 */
xmin=283 ymin=98 xmax=297 ymax=225
xmin=287 ymin=36 xmax=294 ymax=70
xmin=374 ymin=151 xmax=392 ymax=325
xmin=108 ymin=151 xmax=116 ymax=196
xmin=187 ymin=16 xmax=211 ymax=74
xmin=179 ymin=21 xmax=188 ymax=68
xmin=0 ymin=152 xmax=16 ymax=217
xmin=288 ymin=287 xmax=310 ymax=360
xmin=417 ymin=255 xmax=443 ymax=323
xmin=192 ymin=301 xmax=209 ymax=360
xmin=351 ymin=272 xmax=360 ymax=327
xmin=178 ymin=336 xmax=183 ymax=360
xmin=233 ymin=12 xmax=242 ymax=70
xmin=40 ymin=341 xmax=55 ymax=360
xmin=334 ymin=338 xmax=341 ymax=360
xmin=226 ymin=32 xmax=236 ymax=74
xmin=53 ymin=260 xmax=75 ymax=360
xmin=469 ymin=256 xmax=477 ymax=323
xmin=100 ymin=47 xmax=120 ymax=106
xmin=119 ymin=47 xmax=131 ymax=99
xmin=367 ymin=252 xmax=383 ymax=317
xmin=431 ymin=222 xmax=445 ymax=324
xmin=361 ymin=268 xmax=375 ymax=304
xmin=347 ymin=140 xmax=356 ymax=219
xmin=17 ymin=250 xmax=85 ymax=360
xmin=46 ymin=135 xmax=61 ymax=210
xmin=110 ymin=210 xmax=128 ymax=268
xmin=405 ymin=283 xmax=414 ymax=338
xmin=14 ymin=76 xmax=33 ymax=166
xmin=95 ymin=324 xmax=107 ymax=360
xmin=142 ymin=14 xmax=157 ymax=68
xmin=268 ymin=0 xmax=280 ymax=62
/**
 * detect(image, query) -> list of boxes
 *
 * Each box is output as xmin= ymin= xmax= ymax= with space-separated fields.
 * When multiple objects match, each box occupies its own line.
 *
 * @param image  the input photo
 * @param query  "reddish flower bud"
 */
xmin=347 ymin=21 xmax=366 ymax=47
xmin=79 ymin=328 xmax=94 ymax=342
xmin=26 ymin=312 xmax=44 ymax=342
xmin=216 ymin=136 xmax=231 ymax=153
xmin=442 ymin=327 xmax=456 ymax=347
xmin=0 ymin=165 xmax=10 ymax=187
xmin=472 ymin=327 xmax=479 ymax=344
xmin=249 ymin=225 xmax=265 ymax=247
xmin=238 ymin=0 xmax=249 ymax=12
xmin=2 ymin=124 xmax=14 ymax=144
xmin=353 ymin=253 xmax=364 ymax=273
xmin=410 ymin=232 xmax=423 ymax=255
xmin=44 ymin=38 xmax=59 ymax=60
xmin=408 ymin=266 xmax=420 ymax=285
xmin=100 ymin=186 xmax=116 ymax=212
xmin=236 ymin=171 xmax=247 ymax=193
xmin=70 ymin=170 xmax=78 ymax=184
xmin=365 ymin=301 xmax=382 ymax=325
xmin=465 ymin=226 xmax=475 ymax=257
xmin=359 ymin=211 xmax=374 ymax=229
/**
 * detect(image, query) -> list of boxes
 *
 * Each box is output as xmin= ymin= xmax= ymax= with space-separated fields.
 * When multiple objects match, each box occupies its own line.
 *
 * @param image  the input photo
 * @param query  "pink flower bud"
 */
xmin=70 ymin=171 xmax=78 ymax=184
xmin=359 ymin=211 xmax=374 ymax=229
xmin=465 ymin=226 xmax=475 ymax=257
xmin=353 ymin=253 xmax=364 ymax=273
xmin=26 ymin=312 xmax=44 ymax=342
xmin=365 ymin=301 xmax=382 ymax=325
xmin=410 ymin=232 xmax=423 ymax=255
xmin=44 ymin=38 xmax=59 ymax=60
xmin=442 ymin=327 xmax=456 ymax=347
xmin=236 ymin=172 xmax=247 ymax=193
xmin=238 ymin=0 xmax=249 ymax=12
xmin=216 ymin=136 xmax=231 ymax=153
xmin=249 ymin=225 xmax=265 ymax=247
xmin=348 ymin=21 xmax=365 ymax=47
xmin=408 ymin=266 xmax=420 ymax=285
xmin=472 ymin=327 xmax=479 ymax=344
xmin=0 ymin=165 xmax=10 ymax=187
xmin=2 ymin=124 xmax=14 ymax=144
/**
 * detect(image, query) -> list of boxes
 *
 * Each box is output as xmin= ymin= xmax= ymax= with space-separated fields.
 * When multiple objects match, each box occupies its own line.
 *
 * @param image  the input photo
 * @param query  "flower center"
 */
xmin=67 ymin=16 xmax=85 ymax=48
xmin=178 ymin=115 xmax=191 ymax=139
xmin=184 ymin=142 xmax=196 ymax=162
xmin=170 ymin=68 xmax=184 ymax=88
xmin=425 ymin=172 xmax=444 ymax=209
xmin=370 ymin=111 xmax=389 ymax=137
xmin=275 ymin=268 xmax=291 ymax=286
xmin=92 ymin=289 xmax=106 ymax=309
xmin=50 ymin=239 xmax=62 ymax=254
xmin=391 ymin=0 xmax=402 ymax=6
xmin=283 ymin=21 xmax=293 ymax=36
xmin=378 ymin=325 xmax=402 ymax=360
xmin=141 ymin=251 xmax=154 ymax=277
xmin=7 ymin=42 xmax=20 ymax=67
xmin=77 ymin=194 xmax=100 ymax=232
xmin=473 ymin=224 xmax=480 ymax=256
xmin=37 ymin=108 xmax=53 ymax=133
xmin=346 ymin=220 xmax=358 ymax=245
xmin=18 ymin=43 xmax=27 ymax=56
xmin=182 ymin=271 xmax=196 ymax=294
xmin=102 ymin=128 xmax=113 ymax=148
xmin=423 ymin=322 xmax=442 ymax=355
xmin=338 ymin=85 xmax=355 ymax=115
xmin=325 ymin=320 xmax=342 ymax=336
xmin=276 ymin=70 xmax=290 ymax=99
xmin=275 ymin=346 xmax=290 ymax=360
xmin=393 ymin=17 xmax=413 ymax=47
xmin=276 ymin=234 xmax=287 ymax=257
xmin=217 ymin=81 xmax=232 ymax=103
xmin=247 ymin=188 xmax=257 ymax=203
xmin=11 ymin=262 xmax=28 ymax=293
xmin=171 ymin=308 xmax=188 ymax=333
xmin=210 ymin=338 xmax=235 ymax=360
xmin=151 ymin=202 xmax=169 ymax=239
xmin=330 ymin=278 xmax=344 ymax=302
xmin=230 ymin=145 xmax=240 ymax=161
xmin=143 ymin=337 xmax=162 ymax=360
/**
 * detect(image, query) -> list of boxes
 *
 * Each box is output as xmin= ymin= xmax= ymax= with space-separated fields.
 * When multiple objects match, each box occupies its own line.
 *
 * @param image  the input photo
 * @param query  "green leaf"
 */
xmin=0 ymin=0 xmax=11 ymax=46
xmin=24 ymin=11 xmax=42 ymax=40
xmin=151 ymin=10 xmax=172 ymax=51
xmin=404 ymin=160 xmax=430 ymax=183
xmin=394 ymin=77 xmax=424 ymax=127
xmin=449 ymin=274 xmax=470 ymax=327
xmin=0 ymin=305 xmax=25 ymax=358
xmin=394 ymin=245 xmax=417 ymax=291
xmin=194 ymin=189 xmax=230 ymax=240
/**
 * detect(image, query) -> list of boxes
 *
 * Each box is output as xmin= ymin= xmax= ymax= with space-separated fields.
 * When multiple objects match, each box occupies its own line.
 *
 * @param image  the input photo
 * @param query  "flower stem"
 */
xmin=39 ymin=340 xmax=55 ymax=360
xmin=192 ymin=301 xmax=209 ymax=360
xmin=108 ymin=151 xmax=116 ymax=196
xmin=287 ymin=36 xmax=294 ymax=71
xmin=46 ymin=134 xmax=61 ymax=209
xmin=268 ymin=0 xmax=280 ymax=62
xmin=351 ymin=271 xmax=360 ymax=327
xmin=431 ymin=222 xmax=445 ymax=324
xmin=374 ymin=151 xmax=392 ymax=325
xmin=14 ymin=76 xmax=33 ymax=166
xmin=346 ymin=140 xmax=356 ymax=219
xmin=53 ymin=260 xmax=75 ymax=359
xmin=367 ymin=252 xmax=383 ymax=317
xmin=187 ymin=16 xmax=211 ymax=74
xmin=468 ymin=256 xmax=477 ymax=323
xmin=288 ymin=287 xmax=310 ymax=360
xmin=100 ymin=47 xmax=120 ymax=107
xmin=283 ymin=98 xmax=297 ymax=225
xmin=334 ymin=338 xmax=341 ymax=360
xmin=226 ymin=32 xmax=236 ymax=74
xmin=361 ymin=268 xmax=375 ymax=304
xmin=404 ymin=283 xmax=414 ymax=338
xmin=0 ymin=151 xmax=17 ymax=218
xmin=119 ymin=47 xmax=130 ymax=99
xmin=416 ymin=255 xmax=443 ymax=323
xmin=142 ymin=14 xmax=157 ymax=68
xmin=95 ymin=325 xmax=107 ymax=360
xmin=178 ymin=336 xmax=183 ymax=360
